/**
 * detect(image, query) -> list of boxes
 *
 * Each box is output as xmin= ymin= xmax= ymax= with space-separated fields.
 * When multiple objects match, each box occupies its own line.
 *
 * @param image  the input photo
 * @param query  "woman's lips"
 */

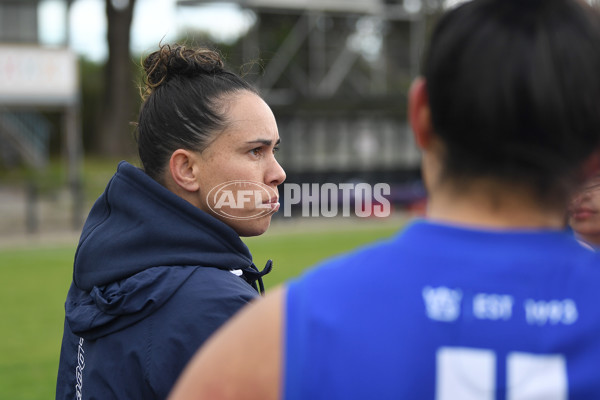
xmin=260 ymin=197 xmax=280 ymax=211
xmin=571 ymin=207 xmax=596 ymax=220
xmin=268 ymin=197 xmax=280 ymax=211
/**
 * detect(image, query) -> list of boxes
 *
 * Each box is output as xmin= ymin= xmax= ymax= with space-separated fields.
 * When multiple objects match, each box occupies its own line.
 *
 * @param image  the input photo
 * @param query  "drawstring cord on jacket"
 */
xmin=241 ymin=259 xmax=273 ymax=295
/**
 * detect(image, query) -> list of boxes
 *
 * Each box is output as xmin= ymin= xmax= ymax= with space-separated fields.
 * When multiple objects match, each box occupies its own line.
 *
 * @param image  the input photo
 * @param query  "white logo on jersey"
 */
xmin=473 ymin=293 xmax=514 ymax=321
xmin=524 ymin=299 xmax=578 ymax=326
xmin=423 ymin=286 xmax=463 ymax=322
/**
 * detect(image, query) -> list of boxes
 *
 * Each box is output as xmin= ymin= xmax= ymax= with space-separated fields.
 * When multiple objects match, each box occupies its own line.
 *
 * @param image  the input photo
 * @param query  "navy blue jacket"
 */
xmin=56 ymin=161 xmax=270 ymax=400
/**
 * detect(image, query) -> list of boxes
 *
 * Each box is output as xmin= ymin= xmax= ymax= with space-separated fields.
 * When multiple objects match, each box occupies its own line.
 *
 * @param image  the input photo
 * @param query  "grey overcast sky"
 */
xmin=38 ymin=0 xmax=254 ymax=61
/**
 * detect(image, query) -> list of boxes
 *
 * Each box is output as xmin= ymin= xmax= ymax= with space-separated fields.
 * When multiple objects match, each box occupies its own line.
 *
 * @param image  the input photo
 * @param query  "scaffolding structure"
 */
xmin=0 ymin=0 xmax=83 ymax=231
xmin=179 ymin=0 xmax=429 ymax=194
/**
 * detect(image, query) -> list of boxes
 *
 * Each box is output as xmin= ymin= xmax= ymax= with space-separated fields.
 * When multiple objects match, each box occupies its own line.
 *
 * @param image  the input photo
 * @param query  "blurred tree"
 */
xmin=96 ymin=0 xmax=138 ymax=157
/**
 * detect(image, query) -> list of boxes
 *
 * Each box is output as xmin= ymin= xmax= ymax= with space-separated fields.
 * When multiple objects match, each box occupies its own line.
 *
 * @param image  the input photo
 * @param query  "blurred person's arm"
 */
xmin=168 ymin=286 xmax=285 ymax=400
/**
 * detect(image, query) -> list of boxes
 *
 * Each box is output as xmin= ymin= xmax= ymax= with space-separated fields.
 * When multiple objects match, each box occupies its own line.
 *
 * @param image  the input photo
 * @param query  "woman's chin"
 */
xmin=229 ymin=215 xmax=273 ymax=237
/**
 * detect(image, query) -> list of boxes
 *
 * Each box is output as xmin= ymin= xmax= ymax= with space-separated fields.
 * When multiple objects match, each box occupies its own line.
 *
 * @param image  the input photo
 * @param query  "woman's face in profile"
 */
xmin=568 ymin=175 xmax=600 ymax=246
xmin=192 ymin=91 xmax=286 ymax=236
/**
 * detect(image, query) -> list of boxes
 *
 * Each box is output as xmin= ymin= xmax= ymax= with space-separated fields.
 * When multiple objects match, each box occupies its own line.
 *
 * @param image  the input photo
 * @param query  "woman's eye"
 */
xmin=250 ymin=145 xmax=279 ymax=157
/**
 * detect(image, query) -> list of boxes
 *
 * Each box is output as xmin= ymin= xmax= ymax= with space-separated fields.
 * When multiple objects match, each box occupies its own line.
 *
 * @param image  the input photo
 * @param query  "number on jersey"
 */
xmin=436 ymin=347 xmax=567 ymax=400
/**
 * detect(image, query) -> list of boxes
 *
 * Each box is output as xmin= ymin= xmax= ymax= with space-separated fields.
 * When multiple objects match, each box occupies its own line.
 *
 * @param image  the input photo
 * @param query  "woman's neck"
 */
xmin=575 ymin=233 xmax=600 ymax=248
xmin=425 ymin=180 xmax=567 ymax=230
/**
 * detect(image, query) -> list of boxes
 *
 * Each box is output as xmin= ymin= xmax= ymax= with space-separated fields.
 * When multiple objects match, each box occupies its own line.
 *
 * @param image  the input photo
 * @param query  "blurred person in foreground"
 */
xmin=168 ymin=0 xmax=600 ymax=399
xmin=55 ymin=44 xmax=285 ymax=399
xmin=569 ymin=174 xmax=600 ymax=248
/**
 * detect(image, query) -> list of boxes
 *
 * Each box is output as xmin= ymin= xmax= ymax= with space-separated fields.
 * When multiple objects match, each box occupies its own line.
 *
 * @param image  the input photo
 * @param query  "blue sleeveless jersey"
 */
xmin=285 ymin=220 xmax=600 ymax=400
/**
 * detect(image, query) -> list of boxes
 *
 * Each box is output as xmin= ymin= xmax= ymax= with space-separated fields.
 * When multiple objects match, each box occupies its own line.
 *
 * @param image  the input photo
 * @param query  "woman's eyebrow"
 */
xmin=245 ymin=138 xmax=281 ymax=146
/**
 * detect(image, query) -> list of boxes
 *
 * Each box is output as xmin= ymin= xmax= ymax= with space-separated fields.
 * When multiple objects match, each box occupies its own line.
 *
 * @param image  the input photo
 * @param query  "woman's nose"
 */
xmin=572 ymin=189 xmax=591 ymax=205
xmin=266 ymin=157 xmax=286 ymax=187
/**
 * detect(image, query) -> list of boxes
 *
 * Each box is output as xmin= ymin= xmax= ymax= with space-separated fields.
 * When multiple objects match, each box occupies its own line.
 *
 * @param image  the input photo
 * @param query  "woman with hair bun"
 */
xmin=56 ymin=44 xmax=285 ymax=399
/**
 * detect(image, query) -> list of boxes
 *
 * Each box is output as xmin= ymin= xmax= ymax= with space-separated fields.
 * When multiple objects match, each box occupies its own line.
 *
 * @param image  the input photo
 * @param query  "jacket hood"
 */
xmin=65 ymin=266 xmax=197 ymax=340
xmin=73 ymin=161 xmax=253 ymax=291
xmin=65 ymin=161 xmax=260 ymax=339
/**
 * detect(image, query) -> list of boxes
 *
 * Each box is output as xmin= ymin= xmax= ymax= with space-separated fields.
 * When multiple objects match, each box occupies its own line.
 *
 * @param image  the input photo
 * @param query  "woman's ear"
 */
xmin=408 ymin=77 xmax=434 ymax=150
xmin=169 ymin=149 xmax=201 ymax=193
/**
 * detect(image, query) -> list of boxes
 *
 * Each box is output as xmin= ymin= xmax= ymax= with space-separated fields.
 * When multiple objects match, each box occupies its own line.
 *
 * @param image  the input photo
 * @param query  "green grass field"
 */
xmin=0 ymin=218 xmax=404 ymax=400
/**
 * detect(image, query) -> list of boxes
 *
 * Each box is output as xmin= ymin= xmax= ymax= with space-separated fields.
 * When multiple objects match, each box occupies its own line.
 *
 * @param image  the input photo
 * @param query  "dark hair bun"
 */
xmin=143 ymin=44 xmax=225 ymax=92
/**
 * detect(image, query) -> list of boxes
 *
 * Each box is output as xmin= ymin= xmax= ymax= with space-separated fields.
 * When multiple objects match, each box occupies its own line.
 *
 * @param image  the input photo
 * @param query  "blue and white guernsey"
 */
xmin=284 ymin=220 xmax=600 ymax=400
